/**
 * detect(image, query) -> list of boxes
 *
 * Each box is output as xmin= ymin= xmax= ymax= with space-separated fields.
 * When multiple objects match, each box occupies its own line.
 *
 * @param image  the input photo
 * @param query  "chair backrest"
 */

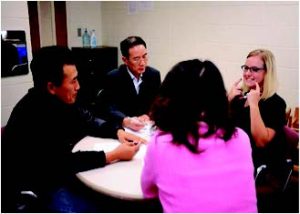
xmin=291 ymin=107 xmax=299 ymax=131
xmin=283 ymin=125 xmax=299 ymax=160
xmin=286 ymin=107 xmax=292 ymax=126
xmin=286 ymin=107 xmax=299 ymax=132
xmin=255 ymin=126 xmax=299 ymax=193
xmin=1 ymin=126 xmax=5 ymax=135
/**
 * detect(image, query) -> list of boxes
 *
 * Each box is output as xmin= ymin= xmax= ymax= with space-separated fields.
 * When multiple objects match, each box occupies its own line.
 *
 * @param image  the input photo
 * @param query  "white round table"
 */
xmin=72 ymin=124 xmax=151 ymax=200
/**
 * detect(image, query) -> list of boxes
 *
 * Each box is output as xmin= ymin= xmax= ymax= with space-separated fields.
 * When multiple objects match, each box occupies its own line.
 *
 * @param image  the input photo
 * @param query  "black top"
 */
xmin=98 ymin=64 xmax=161 ymax=124
xmin=2 ymin=88 xmax=121 ymax=202
xmin=230 ymin=93 xmax=287 ymax=169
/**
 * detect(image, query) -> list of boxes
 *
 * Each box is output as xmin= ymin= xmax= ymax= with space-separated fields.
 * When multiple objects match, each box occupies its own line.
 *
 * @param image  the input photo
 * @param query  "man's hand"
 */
xmin=122 ymin=117 xmax=145 ymax=131
xmin=105 ymin=142 xmax=140 ymax=164
xmin=117 ymin=129 xmax=147 ymax=144
xmin=137 ymin=114 xmax=150 ymax=123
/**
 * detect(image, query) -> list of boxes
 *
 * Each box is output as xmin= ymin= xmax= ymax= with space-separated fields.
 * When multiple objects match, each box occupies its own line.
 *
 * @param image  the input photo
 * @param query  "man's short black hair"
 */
xmin=30 ymin=46 xmax=75 ymax=90
xmin=120 ymin=36 xmax=147 ymax=58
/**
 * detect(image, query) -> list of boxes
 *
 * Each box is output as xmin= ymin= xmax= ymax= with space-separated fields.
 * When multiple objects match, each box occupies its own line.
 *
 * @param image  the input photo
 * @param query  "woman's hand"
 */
xmin=228 ymin=78 xmax=243 ymax=102
xmin=247 ymin=82 xmax=260 ymax=107
xmin=247 ymin=82 xmax=275 ymax=147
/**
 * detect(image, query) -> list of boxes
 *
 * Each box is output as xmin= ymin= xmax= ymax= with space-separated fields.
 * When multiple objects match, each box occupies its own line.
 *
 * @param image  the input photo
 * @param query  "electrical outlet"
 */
xmin=77 ymin=28 xmax=82 ymax=37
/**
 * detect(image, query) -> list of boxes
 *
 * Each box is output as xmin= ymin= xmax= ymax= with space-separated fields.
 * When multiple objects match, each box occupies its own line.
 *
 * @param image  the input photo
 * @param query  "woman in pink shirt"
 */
xmin=141 ymin=59 xmax=257 ymax=212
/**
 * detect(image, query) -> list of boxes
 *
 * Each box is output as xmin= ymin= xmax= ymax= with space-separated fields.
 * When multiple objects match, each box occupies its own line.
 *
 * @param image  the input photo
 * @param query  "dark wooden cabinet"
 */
xmin=72 ymin=46 xmax=118 ymax=107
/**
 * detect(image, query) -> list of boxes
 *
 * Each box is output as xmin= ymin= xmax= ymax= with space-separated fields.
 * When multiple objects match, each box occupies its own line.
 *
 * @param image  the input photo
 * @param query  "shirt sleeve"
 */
xmin=103 ymin=71 xmax=127 ymax=124
xmin=78 ymin=107 xmax=122 ymax=139
xmin=71 ymin=151 xmax=106 ymax=173
xmin=260 ymin=95 xmax=286 ymax=131
xmin=141 ymin=135 xmax=159 ymax=198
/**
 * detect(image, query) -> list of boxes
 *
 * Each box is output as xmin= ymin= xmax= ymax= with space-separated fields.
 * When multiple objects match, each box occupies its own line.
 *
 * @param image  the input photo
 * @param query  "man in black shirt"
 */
xmin=2 ymin=46 xmax=144 ymax=212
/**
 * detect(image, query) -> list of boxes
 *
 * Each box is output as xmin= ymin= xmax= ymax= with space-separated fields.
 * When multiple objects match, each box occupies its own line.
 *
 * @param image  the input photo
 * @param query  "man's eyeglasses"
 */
xmin=241 ymin=65 xmax=265 ymax=73
xmin=130 ymin=54 xmax=148 ymax=64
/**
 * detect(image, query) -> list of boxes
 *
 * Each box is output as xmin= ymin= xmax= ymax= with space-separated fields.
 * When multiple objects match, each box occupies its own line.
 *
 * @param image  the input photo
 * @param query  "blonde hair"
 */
xmin=242 ymin=49 xmax=278 ymax=100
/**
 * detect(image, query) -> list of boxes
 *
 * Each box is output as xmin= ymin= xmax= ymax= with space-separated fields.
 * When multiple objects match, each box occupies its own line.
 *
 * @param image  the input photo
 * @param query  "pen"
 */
xmin=243 ymin=92 xmax=249 ymax=99
xmin=129 ymin=141 xmax=139 ymax=145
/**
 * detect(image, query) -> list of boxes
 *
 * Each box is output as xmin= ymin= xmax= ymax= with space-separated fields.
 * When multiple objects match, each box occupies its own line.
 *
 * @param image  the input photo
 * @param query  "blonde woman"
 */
xmin=228 ymin=49 xmax=287 ymax=211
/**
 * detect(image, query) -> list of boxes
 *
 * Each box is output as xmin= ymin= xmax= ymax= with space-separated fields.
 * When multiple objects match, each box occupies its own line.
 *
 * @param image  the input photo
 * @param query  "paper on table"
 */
xmin=72 ymin=136 xmax=119 ymax=153
xmin=93 ymin=141 xmax=119 ymax=153
xmin=134 ymin=144 xmax=146 ymax=160
xmin=124 ymin=122 xmax=154 ymax=142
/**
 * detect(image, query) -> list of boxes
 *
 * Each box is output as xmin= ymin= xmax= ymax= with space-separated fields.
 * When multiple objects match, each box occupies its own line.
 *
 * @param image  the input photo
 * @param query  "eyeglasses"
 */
xmin=130 ymin=54 xmax=148 ymax=64
xmin=241 ymin=65 xmax=265 ymax=73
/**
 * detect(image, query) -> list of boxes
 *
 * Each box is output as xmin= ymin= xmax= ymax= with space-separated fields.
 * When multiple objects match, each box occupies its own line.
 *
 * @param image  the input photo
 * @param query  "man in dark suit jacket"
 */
xmin=98 ymin=36 xmax=161 ymax=131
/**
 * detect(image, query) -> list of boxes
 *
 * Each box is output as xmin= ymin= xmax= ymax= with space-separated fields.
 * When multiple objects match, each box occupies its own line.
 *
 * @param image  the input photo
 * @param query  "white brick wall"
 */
xmin=2 ymin=1 xmax=299 ymax=126
xmin=1 ymin=1 xmax=33 ymax=126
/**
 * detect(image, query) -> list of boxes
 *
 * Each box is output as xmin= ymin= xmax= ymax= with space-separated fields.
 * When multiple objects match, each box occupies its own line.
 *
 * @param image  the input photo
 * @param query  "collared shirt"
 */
xmin=127 ymin=67 xmax=143 ymax=94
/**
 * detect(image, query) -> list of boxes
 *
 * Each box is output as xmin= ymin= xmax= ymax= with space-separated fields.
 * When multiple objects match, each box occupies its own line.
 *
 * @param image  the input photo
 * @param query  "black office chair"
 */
xmin=15 ymin=190 xmax=41 ymax=212
xmin=255 ymin=125 xmax=299 ymax=212
xmin=1 ymin=126 xmax=46 ymax=213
